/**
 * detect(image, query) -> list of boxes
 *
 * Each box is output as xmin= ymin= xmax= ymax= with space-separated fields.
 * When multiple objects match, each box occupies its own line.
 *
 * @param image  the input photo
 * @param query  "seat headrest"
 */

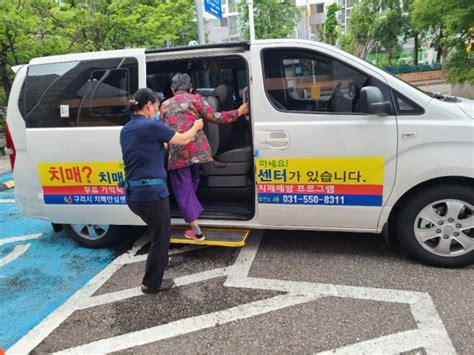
xmin=206 ymin=95 xmax=219 ymax=111
xmin=214 ymin=83 xmax=234 ymax=110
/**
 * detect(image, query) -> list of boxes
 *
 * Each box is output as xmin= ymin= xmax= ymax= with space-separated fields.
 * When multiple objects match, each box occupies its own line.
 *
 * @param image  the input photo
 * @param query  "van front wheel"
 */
xmin=395 ymin=184 xmax=474 ymax=268
xmin=63 ymin=224 xmax=120 ymax=248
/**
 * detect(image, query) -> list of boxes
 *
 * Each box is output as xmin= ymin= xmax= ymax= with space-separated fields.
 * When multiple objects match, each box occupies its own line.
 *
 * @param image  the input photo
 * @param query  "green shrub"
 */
xmin=383 ymin=63 xmax=442 ymax=75
xmin=446 ymin=47 xmax=474 ymax=84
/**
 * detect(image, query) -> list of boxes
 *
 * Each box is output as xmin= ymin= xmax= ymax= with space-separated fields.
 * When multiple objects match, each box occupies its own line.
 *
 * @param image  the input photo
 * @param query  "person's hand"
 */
xmin=193 ymin=118 xmax=204 ymax=131
xmin=237 ymin=103 xmax=249 ymax=116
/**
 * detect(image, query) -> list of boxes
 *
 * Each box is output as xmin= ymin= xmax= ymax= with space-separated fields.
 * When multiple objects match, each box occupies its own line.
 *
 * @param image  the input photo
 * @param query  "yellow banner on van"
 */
xmin=256 ymin=157 xmax=384 ymax=185
xmin=38 ymin=162 xmax=125 ymax=186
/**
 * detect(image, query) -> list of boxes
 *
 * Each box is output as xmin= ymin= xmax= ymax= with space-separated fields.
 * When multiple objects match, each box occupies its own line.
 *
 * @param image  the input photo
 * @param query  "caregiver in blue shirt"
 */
xmin=120 ymin=88 xmax=203 ymax=294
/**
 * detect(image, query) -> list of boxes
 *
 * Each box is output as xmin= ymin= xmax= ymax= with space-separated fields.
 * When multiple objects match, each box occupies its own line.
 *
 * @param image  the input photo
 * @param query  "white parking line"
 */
xmin=0 ymin=199 xmax=15 ymax=203
xmin=8 ymin=231 xmax=457 ymax=354
xmin=124 ymin=245 xmax=210 ymax=264
xmin=0 ymin=244 xmax=31 ymax=266
xmin=82 ymin=268 xmax=227 ymax=310
xmin=0 ymin=233 xmax=43 ymax=246
xmin=53 ymin=294 xmax=317 ymax=355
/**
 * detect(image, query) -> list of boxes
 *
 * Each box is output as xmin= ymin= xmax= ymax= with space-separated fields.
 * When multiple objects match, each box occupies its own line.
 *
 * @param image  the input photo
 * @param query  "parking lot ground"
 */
xmin=0 ymin=171 xmax=115 ymax=349
xmin=8 ymin=229 xmax=473 ymax=354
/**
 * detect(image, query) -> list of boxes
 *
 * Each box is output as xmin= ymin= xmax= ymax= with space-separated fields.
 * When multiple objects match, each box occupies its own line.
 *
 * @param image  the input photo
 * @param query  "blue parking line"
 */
xmin=0 ymin=172 xmax=114 ymax=349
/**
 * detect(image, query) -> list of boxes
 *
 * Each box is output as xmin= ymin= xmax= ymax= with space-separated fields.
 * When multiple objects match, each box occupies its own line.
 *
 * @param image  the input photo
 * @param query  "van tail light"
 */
xmin=5 ymin=124 xmax=16 ymax=170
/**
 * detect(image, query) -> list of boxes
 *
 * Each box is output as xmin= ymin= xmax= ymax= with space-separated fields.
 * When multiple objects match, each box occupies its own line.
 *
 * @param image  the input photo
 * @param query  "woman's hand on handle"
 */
xmin=238 ymin=103 xmax=249 ymax=117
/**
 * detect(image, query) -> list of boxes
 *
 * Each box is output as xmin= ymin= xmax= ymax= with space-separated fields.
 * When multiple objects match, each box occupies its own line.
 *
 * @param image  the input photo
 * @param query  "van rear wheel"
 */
xmin=395 ymin=184 xmax=474 ymax=268
xmin=63 ymin=224 xmax=120 ymax=248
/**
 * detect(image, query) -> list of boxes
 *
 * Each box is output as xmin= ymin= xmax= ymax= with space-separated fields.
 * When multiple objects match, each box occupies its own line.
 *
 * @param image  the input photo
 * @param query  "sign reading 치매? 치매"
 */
xmin=256 ymin=157 xmax=384 ymax=207
xmin=38 ymin=162 xmax=126 ymax=205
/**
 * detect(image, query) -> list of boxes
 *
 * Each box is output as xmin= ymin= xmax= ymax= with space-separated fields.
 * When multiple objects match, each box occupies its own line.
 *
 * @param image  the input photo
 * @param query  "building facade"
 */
xmin=204 ymin=0 xmax=336 ymax=43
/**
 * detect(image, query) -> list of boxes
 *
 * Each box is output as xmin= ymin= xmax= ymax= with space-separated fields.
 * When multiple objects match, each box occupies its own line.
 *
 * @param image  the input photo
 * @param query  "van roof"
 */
xmin=29 ymin=48 xmax=145 ymax=65
xmin=146 ymin=41 xmax=250 ymax=54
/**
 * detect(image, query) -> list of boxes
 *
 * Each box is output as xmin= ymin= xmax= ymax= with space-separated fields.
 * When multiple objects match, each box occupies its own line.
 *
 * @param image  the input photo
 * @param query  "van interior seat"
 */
xmin=201 ymin=84 xmax=252 ymax=186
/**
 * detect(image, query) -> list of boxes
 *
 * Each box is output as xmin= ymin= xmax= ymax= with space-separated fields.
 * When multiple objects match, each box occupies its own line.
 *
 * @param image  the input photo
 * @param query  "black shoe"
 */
xmin=166 ymin=255 xmax=185 ymax=269
xmin=141 ymin=279 xmax=175 ymax=294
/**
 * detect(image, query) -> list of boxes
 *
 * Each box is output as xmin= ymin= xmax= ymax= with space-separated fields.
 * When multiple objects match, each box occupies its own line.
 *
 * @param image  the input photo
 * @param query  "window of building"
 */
xmin=24 ymin=57 xmax=138 ymax=128
xmin=262 ymin=48 xmax=392 ymax=114
xmin=229 ymin=16 xmax=238 ymax=35
xmin=309 ymin=3 xmax=325 ymax=14
xmin=228 ymin=0 xmax=238 ymax=13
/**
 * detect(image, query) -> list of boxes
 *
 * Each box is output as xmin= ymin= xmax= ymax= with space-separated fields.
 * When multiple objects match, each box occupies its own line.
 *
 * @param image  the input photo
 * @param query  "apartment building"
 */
xmin=204 ymin=0 xmax=337 ymax=43
xmin=203 ymin=0 xmax=241 ymax=43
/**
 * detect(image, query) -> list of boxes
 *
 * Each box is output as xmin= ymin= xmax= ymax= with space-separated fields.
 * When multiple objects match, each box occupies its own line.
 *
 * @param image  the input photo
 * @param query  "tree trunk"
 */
xmin=2 ymin=75 xmax=11 ymax=101
xmin=1 ymin=48 xmax=11 ymax=100
xmin=436 ymin=27 xmax=444 ymax=64
xmin=387 ymin=47 xmax=393 ymax=66
xmin=441 ymin=48 xmax=449 ymax=66
xmin=413 ymin=33 xmax=418 ymax=66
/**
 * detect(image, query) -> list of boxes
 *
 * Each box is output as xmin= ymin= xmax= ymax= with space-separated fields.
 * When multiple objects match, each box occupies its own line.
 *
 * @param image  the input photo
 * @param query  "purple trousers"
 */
xmin=169 ymin=164 xmax=203 ymax=223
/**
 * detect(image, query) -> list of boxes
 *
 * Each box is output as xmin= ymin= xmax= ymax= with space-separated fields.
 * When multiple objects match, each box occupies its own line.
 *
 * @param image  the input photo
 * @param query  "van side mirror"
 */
xmin=359 ymin=86 xmax=391 ymax=116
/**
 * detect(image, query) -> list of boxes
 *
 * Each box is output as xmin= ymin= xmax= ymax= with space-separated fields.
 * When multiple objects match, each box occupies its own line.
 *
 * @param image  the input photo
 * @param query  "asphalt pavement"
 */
xmin=8 ymin=229 xmax=473 ymax=354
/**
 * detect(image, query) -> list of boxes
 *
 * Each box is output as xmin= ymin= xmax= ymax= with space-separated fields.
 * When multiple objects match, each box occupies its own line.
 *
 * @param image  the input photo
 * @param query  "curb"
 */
xmin=0 ymin=180 xmax=14 ymax=192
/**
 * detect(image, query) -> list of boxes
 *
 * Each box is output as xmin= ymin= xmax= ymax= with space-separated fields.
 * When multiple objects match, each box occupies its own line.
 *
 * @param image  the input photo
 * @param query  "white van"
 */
xmin=5 ymin=40 xmax=474 ymax=267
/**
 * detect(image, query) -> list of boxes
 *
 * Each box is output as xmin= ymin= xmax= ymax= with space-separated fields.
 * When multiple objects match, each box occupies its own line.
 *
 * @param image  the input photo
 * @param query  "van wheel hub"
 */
xmin=414 ymin=199 xmax=474 ymax=257
xmin=70 ymin=224 xmax=110 ymax=241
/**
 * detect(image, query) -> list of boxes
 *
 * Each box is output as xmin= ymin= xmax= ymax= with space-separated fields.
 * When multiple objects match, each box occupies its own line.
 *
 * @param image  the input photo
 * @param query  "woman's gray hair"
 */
xmin=171 ymin=73 xmax=193 ymax=91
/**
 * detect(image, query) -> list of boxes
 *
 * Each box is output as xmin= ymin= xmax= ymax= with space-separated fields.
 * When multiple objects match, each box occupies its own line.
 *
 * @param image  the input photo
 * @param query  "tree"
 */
xmin=402 ymin=0 xmax=422 ymax=66
xmin=322 ymin=3 xmax=340 ymax=46
xmin=411 ymin=0 xmax=448 ymax=64
xmin=0 ymin=0 xmax=197 ymax=101
xmin=373 ymin=7 xmax=404 ymax=66
xmin=341 ymin=0 xmax=378 ymax=58
xmin=238 ymin=0 xmax=301 ymax=40
xmin=412 ymin=0 xmax=474 ymax=83
xmin=104 ymin=0 xmax=197 ymax=49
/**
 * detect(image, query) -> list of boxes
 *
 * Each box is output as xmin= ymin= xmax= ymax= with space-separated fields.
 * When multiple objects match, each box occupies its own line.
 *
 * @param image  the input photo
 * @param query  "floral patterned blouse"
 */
xmin=161 ymin=90 xmax=240 ymax=170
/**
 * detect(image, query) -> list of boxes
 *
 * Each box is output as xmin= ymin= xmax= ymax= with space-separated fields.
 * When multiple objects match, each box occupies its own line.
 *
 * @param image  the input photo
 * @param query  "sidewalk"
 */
xmin=0 ymin=155 xmax=11 ymax=175
xmin=0 ymin=132 xmax=12 ymax=175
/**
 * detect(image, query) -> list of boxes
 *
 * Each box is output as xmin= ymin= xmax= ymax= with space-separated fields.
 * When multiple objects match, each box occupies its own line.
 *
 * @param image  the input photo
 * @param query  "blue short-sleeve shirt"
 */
xmin=120 ymin=115 xmax=175 ymax=201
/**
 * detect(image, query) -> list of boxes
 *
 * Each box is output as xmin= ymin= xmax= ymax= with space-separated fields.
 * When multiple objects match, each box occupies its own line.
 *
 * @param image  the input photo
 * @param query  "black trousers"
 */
xmin=127 ymin=197 xmax=171 ymax=290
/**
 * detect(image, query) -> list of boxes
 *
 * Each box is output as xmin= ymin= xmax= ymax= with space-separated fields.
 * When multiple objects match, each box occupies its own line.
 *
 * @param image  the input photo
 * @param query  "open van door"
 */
xmin=16 ymin=49 xmax=146 ymax=243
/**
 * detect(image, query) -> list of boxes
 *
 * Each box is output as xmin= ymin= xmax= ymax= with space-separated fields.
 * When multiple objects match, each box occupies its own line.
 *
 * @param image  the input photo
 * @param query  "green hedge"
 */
xmin=383 ymin=63 xmax=442 ymax=75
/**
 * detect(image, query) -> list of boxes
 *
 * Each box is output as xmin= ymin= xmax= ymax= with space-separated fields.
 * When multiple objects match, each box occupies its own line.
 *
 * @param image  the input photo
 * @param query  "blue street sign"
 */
xmin=204 ymin=0 xmax=223 ymax=20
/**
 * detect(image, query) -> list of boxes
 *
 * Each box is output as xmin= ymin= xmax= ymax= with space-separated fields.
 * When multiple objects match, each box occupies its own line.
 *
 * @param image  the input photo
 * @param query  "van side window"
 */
xmin=24 ymin=58 xmax=138 ymax=128
xmin=392 ymin=90 xmax=424 ymax=115
xmin=262 ymin=48 xmax=391 ymax=114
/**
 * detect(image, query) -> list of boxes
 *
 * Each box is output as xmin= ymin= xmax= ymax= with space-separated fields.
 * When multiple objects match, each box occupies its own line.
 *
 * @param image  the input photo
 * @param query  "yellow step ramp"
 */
xmin=170 ymin=227 xmax=250 ymax=247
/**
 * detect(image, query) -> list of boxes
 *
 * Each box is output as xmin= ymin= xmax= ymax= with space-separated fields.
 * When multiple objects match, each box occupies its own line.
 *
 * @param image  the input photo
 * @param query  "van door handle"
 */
xmin=259 ymin=131 xmax=290 ymax=149
xmin=402 ymin=132 xmax=417 ymax=139
xmin=265 ymin=137 xmax=289 ymax=143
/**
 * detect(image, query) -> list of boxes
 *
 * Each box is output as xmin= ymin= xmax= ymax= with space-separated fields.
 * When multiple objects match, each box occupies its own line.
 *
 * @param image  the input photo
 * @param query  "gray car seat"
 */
xmin=202 ymin=84 xmax=252 ymax=187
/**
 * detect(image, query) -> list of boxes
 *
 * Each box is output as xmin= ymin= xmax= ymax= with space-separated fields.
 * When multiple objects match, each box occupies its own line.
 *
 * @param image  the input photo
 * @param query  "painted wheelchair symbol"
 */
xmin=0 ymin=234 xmax=43 ymax=267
